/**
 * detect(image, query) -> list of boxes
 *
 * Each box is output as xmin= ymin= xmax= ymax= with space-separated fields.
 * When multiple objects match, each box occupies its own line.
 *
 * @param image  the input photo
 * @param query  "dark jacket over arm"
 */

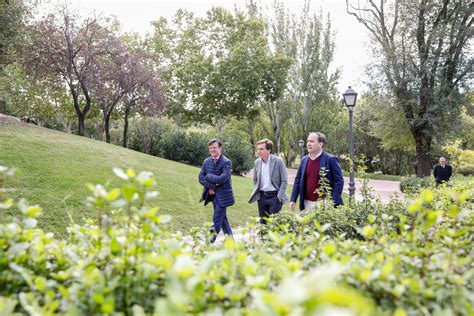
xmin=327 ymin=154 xmax=344 ymax=206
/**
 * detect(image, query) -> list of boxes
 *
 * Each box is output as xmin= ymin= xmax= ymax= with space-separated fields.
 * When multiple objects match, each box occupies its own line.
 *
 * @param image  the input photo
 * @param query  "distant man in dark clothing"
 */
xmin=433 ymin=157 xmax=452 ymax=186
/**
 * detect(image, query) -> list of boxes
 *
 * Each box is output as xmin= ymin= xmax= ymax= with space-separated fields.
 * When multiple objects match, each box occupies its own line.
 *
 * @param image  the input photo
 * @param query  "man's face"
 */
xmin=306 ymin=134 xmax=323 ymax=155
xmin=257 ymin=143 xmax=271 ymax=161
xmin=208 ymin=143 xmax=221 ymax=158
xmin=439 ymin=158 xmax=446 ymax=166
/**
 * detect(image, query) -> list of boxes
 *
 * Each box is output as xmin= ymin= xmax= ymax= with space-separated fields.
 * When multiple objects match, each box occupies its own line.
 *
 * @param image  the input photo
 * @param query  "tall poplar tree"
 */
xmin=347 ymin=0 xmax=473 ymax=176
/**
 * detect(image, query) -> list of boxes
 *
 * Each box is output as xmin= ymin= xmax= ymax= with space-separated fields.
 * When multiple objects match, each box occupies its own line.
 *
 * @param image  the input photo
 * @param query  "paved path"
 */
xmin=244 ymin=168 xmax=403 ymax=203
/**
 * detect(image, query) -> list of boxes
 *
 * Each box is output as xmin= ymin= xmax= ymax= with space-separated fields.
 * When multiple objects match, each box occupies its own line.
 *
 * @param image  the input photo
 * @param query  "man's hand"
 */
xmin=289 ymin=201 xmax=296 ymax=211
xmin=208 ymin=188 xmax=215 ymax=195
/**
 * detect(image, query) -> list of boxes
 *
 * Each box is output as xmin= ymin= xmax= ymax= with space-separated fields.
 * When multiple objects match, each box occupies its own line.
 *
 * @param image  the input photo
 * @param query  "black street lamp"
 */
xmin=343 ymin=86 xmax=358 ymax=203
xmin=298 ymin=139 xmax=305 ymax=161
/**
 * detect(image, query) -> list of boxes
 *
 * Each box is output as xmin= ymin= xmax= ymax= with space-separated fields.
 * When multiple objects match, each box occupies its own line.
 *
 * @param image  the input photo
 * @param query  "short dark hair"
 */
xmin=257 ymin=138 xmax=273 ymax=152
xmin=309 ymin=132 xmax=326 ymax=147
xmin=208 ymin=138 xmax=222 ymax=147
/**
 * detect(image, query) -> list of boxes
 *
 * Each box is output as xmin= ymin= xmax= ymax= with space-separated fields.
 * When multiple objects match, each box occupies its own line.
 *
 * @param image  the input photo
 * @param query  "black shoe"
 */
xmin=209 ymin=228 xmax=217 ymax=243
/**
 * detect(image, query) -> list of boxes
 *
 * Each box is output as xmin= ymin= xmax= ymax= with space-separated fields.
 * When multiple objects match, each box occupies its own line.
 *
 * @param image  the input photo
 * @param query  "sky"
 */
xmin=36 ymin=0 xmax=371 ymax=94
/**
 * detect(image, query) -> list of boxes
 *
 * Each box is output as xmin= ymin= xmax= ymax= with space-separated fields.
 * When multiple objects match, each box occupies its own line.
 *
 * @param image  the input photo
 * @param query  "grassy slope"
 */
xmin=0 ymin=123 xmax=265 ymax=237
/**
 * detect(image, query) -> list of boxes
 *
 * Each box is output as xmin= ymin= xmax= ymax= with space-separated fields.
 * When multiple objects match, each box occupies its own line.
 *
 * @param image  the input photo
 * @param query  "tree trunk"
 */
xmin=271 ymin=122 xmax=278 ymax=152
xmin=104 ymin=101 xmax=119 ymax=144
xmin=302 ymin=97 xmax=309 ymax=136
xmin=77 ymin=113 xmax=85 ymax=136
xmin=70 ymin=86 xmax=86 ymax=136
xmin=395 ymin=151 xmax=402 ymax=176
xmin=413 ymin=131 xmax=432 ymax=177
xmin=96 ymin=122 xmax=105 ymax=141
xmin=289 ymin=143 xmax=295 ymax=167
xmin=215 ymin=119 xmax=226 ymax=136
xmin=275 ymin=124 xmax=281 ymax=154
xmin=71 ymin=91 xmax=90 ymax=137
xmin=0 ymin=100 xmax=6 ymax=113
xmin=247 ymin=118 xmax=255 ymax=147
xmin=123 ymin=106 xmax=130 ymax=148
xmin=105 ymin=119 xmax=111 ymax=143
xmin=104 ymin=108 xmax=114 ymax=144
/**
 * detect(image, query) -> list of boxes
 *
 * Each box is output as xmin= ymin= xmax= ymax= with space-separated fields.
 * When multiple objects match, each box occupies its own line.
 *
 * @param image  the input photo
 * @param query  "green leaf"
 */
xmin=144 ymin=207 xmax=159 ymax=218
xmin=58 ymin=285 xmax=68 ymax=298
xmin=126 ymin=169 xmax=136 ymax=178
xmin=323 ymin=243 xmax=336 ymax=256
xmin=0 ymin=296 xmax=17 ymax=315
xmin=105 ymin=188 xmax=120 ymax=202
xmin=26 ymin=206 xmax=43 ymax=218
xmin=0 ymin=198 xmax=14 ymax=209
xmin=86 ymin=183 xmax=96 ymax=192
xmin=122 ymin=185 xmax=137 ymax=201
xmin=101 ymin=296 xmax=114 ymax=314
xmin=34 ymin=276 xmax=47 ymax=291
xmin=147 ymin=255 xmax=172 ymax=269
xmin=48 ymin=300 xmax=60 ymax=313
xmin=93 ymin=293 xmax=104 ymax=304
xmin=110 ymin=238 xmax=121 ymax=255
xmin=393 ymin=308 xmax=407 ymax=316
xmin=381 ymin=262 xmax=393 ymax=279
xmin=214 ymin=283 xmax=225 ymax=299
xmin=368 ymin=214 xmax=376 ymax=224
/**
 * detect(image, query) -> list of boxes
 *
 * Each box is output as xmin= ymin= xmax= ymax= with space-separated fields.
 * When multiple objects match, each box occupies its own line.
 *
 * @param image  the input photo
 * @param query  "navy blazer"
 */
xmin=199 ymin=155 xmax=235 ymax=207
xmin=290 ymin=151 xmax=344 ymax=210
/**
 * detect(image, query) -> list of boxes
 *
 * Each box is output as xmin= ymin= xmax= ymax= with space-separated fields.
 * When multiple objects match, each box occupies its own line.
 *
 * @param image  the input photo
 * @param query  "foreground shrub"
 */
xmin=400 ymin=175 xmax=434 ymax=193
xmin=0 ymin=166 xmax=472 ymax=315
xmin=261 ymin=181 xmax=473 ymax=315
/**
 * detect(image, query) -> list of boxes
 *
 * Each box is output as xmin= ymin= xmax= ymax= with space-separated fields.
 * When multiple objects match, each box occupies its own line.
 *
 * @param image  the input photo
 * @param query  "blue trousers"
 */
xmin=258 ymin=191 xmax=283 ymax=224
xmin=211 ymin=196 xmax=233 ymax=241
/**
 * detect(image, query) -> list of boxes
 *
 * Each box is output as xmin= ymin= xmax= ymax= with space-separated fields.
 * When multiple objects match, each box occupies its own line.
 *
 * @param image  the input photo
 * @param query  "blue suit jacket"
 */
xmin=290 ymin=151 xmax=344 ymax=210
xmin=199 ymin=155 xmax=235 ymax=207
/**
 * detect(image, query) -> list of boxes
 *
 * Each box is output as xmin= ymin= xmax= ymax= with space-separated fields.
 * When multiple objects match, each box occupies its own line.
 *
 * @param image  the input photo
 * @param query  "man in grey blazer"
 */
xmin=248 ymin=139 xmax=289 ymax=223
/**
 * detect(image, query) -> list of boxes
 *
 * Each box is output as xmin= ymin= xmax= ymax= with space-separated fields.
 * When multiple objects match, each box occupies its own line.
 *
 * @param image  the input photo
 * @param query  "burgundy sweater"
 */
xmin=304 ymin=156 xmax=321 ymax=201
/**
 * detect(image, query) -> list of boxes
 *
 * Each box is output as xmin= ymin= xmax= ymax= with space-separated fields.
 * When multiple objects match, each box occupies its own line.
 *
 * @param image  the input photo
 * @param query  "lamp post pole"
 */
xmin=348 ymin=106 xmax=355 ymax=202
xmin=342 ymin=86 xmax=358 ymax=204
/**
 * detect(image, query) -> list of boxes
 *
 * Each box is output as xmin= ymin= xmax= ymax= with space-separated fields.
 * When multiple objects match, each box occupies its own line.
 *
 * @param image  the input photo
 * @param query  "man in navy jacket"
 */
xmin=199 ymin=138 xmax=234 ymax=242
xmin=290 ymin=132 xmax=344 ymax=211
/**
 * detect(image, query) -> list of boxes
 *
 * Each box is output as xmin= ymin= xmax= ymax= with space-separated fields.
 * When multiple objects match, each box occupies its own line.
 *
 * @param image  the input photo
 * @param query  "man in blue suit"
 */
xmin=290 ymin=132 xmax=344 ymax=211
xmin=199 ymin=138 xmax=234 ymax=243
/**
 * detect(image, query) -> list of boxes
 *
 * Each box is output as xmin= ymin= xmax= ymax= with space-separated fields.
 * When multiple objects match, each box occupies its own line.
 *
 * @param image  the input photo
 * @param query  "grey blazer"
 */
xmin=248 ymin=154 xmax=289 ymax=203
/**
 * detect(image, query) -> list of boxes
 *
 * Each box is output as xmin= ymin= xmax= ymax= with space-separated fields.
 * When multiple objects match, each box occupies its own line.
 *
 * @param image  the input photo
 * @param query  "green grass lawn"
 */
xmin=0 ymin=123 xmax=271 ymax=237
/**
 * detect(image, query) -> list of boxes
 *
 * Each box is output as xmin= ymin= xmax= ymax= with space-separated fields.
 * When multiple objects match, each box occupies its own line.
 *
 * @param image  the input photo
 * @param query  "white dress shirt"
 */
xmin=259 ymin=158 xmax=276 ymax=192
